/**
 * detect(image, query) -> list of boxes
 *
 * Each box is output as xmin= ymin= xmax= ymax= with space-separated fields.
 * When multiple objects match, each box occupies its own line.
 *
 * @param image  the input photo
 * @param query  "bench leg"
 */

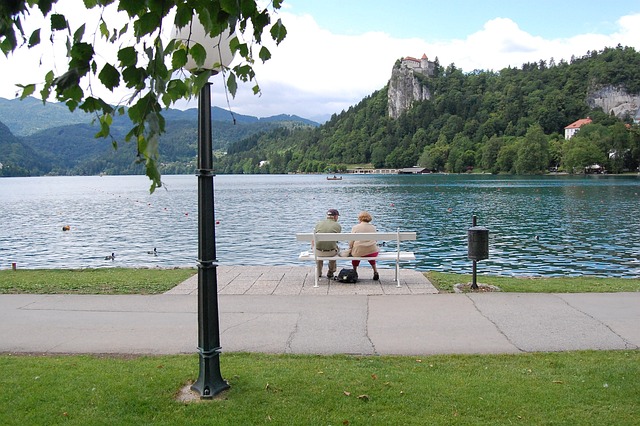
xmin=314 ymin=263 xmax=319 ymax=288
xmin=395 ymin=262 xmax=401 ymax=287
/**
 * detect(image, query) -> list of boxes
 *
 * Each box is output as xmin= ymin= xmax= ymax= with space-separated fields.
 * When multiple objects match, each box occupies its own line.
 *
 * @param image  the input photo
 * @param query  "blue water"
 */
xmin=1 ymin=174 xmax=639 ymax=277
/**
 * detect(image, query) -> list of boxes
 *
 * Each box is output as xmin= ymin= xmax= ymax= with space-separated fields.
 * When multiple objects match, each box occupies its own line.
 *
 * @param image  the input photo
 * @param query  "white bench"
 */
xmin=296 ymin=230 xmax=417 ymax=287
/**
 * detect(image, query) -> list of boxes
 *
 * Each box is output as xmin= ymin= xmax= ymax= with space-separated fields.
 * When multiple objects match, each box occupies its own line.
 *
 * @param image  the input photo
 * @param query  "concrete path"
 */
xmin=1 ymin=266 xmax=638 ymax=356
xmin=164 ymin=265 xmax=439 ymax=296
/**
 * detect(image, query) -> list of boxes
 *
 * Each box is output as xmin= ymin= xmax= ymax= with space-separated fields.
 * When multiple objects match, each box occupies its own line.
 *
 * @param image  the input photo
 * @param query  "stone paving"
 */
xmin=164 ymin=265 xmax=439 ymax=296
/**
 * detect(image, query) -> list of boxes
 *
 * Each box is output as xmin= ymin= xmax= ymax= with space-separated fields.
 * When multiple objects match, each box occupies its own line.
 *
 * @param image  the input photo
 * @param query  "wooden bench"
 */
xmin=296 ymin=230 xmax=417 ymax=287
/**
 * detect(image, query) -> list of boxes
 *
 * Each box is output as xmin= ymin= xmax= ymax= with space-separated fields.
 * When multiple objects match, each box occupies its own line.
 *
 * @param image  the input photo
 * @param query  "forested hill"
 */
xmin=217 ymin=46 xmax=640 ymax=175
xmin=0 ymin=97 xmax=318 ymax=177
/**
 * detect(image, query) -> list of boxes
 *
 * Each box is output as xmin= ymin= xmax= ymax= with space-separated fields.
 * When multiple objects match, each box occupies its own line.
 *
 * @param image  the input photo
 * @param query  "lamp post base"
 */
xmin=191 ymin=346 xmax=230 ymax=398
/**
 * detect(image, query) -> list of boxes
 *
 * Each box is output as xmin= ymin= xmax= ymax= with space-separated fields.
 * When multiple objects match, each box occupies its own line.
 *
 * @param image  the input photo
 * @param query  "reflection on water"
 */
xmin=1 ymin=174 xmax=639 ymax=278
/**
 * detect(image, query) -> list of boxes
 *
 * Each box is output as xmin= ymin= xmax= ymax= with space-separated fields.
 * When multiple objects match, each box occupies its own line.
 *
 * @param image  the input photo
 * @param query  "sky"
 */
xmin=1 ymin=0 xmax=640 ymax=123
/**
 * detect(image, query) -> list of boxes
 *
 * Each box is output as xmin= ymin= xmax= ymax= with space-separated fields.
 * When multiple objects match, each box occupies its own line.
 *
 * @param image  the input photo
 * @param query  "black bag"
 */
xmin=337 ymin=268 xmax=358 ymax=283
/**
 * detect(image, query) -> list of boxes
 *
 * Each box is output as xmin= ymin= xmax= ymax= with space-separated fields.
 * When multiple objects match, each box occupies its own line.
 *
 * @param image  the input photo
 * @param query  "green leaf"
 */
xmin=79 ymin=97 xmax=112 ymax=114
xmin=240 ymin=0 xmax=258 ymax=17
xmin=94 ymin=113 xmax=112 ymax=138
xmin=122 ymin=67 xmax=147 ymax=89
xmin=190 ymin=43 xmax=206 ymax=67
xmin=117 ymin=46 xmax=137 ymax=67
xmin=39 ymin=70 xmax=55 ymax=100
xmin=164 ymin=79 xmax=189 ymax=104
xmin=68 ymin=42 xmax=94 ymax=74
xmin=98 ymin=63 xmax=120 ymax=91
xmin=0 ymin=38 xmax=14 ymax=55
xmin=236 ymin=42 xmax=249 ymax=58
xmin=52 ymin=69 xmax=80 ymax=94
xmin=118 ymin=23 xmax=129 ymax=37
xmin=234 ymin=64 xmax=254 ymax=82
xmin=125 ymin=125 xmax=140 ymax=142
xmin=127 ymin=100 xmax=144 ymax=123
xmin=117 ymin=0 xmax=144 ymax=17
xmin=44 ymin=70 xmax=54 ymax=84
xmin=36 ymin=0 xmax=56 ymax=15
xmin=226 ymin=73 xmax=237 ymax=97
xmin=220 ymin=0 xmax=240 ymax=14
xmin=173 ymin=5 xmax=192 ymax=28
xmin=62 ymin=85 xmax=84 ymax=109
xmin=192 ymin=71 xmax=212 ymax=91
xmin=171 ymin=49 xmax=187 ymax=70
xmin=99 ymin=20 xmax=109 ymax=39
xmin=251 ymin=11 xmax=270 ymax=43
xmin=134 ymin=12 xmax=161 ymax=38
xmin=270 ymin=18 xmax=287 ymax=45
xmin=17 ymin=84 xmax=36 ymax=99
xmin=164 ymin=39 xmax=177 ymax=55
xmin=28 ymin=29 xmax=40 ymax=47
xmin=50 ymin=14 xmax=67 ymax=31
xmin=73 ymin=24 xmax=85 ymax=43
xmin=65 ymin=99 xmax=78 ymax=111
xmin=258 ymin=46 xmax=271 ymax=62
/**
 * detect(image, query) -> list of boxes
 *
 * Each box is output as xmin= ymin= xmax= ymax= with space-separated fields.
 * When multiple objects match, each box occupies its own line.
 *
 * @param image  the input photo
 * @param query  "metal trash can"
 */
xmin=468 ymin=226 xmax=489 ymax=261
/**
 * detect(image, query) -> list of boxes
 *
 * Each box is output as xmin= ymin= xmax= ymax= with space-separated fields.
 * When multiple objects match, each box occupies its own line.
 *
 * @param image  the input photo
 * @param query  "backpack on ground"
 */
xmin=337 ymin=268 xmax=358 ymax=283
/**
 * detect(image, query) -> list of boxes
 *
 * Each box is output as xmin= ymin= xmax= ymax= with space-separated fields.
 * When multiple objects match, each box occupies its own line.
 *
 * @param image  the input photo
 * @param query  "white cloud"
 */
xmin=2 ymin=4 xmax=640 ymax=123
xmin=226 ymin=12 xmax=640 ymax=121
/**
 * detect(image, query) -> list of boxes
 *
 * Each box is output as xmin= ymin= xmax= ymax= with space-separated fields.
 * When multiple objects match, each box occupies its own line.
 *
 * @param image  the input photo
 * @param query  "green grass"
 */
xmin=427 ymin=271 xmax=640 ymax=293
xmin=2 ymin=269 xmax=639 ymax=294
xmin=1 ymin=351 xmax=637 ymax=425
xmin=0 ymin=268 xmax=196 ymax=294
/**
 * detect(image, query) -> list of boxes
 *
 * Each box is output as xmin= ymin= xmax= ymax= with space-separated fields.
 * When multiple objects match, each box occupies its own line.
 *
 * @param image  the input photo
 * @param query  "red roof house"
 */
xmin=564 ymin=117 xmax=592 ymax=140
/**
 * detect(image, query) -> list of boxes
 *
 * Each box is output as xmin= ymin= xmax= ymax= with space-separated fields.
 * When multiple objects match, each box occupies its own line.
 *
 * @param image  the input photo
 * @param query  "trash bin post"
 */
xmin=467 ymin=215 xmax=489 ymax=290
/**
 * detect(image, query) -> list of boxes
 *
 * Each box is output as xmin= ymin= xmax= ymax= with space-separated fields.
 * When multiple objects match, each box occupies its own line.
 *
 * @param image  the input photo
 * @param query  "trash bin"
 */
xmin=468 ymin=226 xmax=489 ymax=261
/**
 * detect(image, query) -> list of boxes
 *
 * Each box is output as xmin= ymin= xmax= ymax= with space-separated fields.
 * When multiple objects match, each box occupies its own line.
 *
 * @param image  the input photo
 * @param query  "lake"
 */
xmin=1 ymin=174 xmax=639 ymax=278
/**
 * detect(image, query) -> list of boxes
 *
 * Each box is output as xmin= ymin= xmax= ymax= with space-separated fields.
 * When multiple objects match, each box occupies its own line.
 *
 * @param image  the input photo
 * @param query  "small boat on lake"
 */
xmin=326 ymin=175 xmax=342 ymax=180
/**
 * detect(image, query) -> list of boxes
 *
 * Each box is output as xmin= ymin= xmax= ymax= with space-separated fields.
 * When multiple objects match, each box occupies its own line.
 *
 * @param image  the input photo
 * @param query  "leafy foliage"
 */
xmin=218 ymin=46 xmax=640 ymax=175
xmin=0 ymin=0 xmax=287 ymax=191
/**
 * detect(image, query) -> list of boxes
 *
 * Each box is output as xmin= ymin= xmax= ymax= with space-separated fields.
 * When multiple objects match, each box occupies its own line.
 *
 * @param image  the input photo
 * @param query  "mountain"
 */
xmin=0 ymin=121 xmax=51 ymax=176
xmin=0 ymin=96 xmax=319 ymax=177
xmin=0 ymin=96 xmax=319 ymax=137
xmin=0 ymin=96 xmax=93 ymax=136
xmin=215 ymin=45 xmax=640 ymax=175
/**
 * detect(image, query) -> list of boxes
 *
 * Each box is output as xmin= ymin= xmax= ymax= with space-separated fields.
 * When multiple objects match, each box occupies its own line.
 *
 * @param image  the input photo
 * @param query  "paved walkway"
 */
xmin=1 ymin=266 xmax=638 ymax=356
xmin=164 ymin=265 xmax=439 ymax=296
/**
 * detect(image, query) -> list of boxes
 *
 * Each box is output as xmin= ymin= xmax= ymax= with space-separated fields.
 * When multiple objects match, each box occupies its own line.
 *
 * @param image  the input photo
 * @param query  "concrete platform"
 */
xmin=164 ymin=265 xmax=439 ymax=296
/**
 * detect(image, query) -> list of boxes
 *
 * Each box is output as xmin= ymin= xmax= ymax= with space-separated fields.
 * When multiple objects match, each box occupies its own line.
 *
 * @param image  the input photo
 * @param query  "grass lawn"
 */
xmin=427 ymin=272 xmax=640 ymax=293
xmin=1 ymin=351 xmax=638 ymax=425
xmin=0 ymin=268 xmax=195 ymax=294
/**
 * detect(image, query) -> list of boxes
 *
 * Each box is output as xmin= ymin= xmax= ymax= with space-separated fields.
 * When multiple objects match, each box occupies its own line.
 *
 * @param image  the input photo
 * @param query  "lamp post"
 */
xmin=174 ymin=20 xmax=235 ymax=399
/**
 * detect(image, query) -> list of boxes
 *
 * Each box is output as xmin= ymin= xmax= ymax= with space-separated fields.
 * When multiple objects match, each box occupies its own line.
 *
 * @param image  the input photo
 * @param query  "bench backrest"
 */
xmin=296 ymin=231 xmax=416 ymax=242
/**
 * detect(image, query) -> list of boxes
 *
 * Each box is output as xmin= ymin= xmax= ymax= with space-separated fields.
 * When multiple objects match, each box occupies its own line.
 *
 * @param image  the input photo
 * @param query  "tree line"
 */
xmin=216 ymin=45 xmax=640 ymax=175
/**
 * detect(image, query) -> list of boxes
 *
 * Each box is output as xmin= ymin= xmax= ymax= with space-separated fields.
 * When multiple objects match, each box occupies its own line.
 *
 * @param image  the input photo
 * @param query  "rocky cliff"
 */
xmin=587 ymin=85 xmax=640 ymax=119
xmin=387 ymin=66 xmax=431 ymax=119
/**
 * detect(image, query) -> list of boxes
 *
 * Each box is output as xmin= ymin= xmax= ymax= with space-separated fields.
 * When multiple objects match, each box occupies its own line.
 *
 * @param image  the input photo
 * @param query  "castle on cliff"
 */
xmin=388 ymin=54 xmax=436 ymax=119
xmin=399 ymin=54 xmax=435 ymax=77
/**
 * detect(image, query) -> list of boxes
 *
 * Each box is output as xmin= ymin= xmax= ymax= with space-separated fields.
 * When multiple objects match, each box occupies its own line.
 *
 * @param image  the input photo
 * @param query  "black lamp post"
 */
xmin=174 ymin=21 xmax=235 ymax=399
xmin=191 ymin=80 xmax=229 ymax=398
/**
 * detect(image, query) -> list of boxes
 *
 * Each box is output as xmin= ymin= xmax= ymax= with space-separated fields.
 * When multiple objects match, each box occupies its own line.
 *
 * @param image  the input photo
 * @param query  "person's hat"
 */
xmin=327 ymin=209 xmax=340 ymax=217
